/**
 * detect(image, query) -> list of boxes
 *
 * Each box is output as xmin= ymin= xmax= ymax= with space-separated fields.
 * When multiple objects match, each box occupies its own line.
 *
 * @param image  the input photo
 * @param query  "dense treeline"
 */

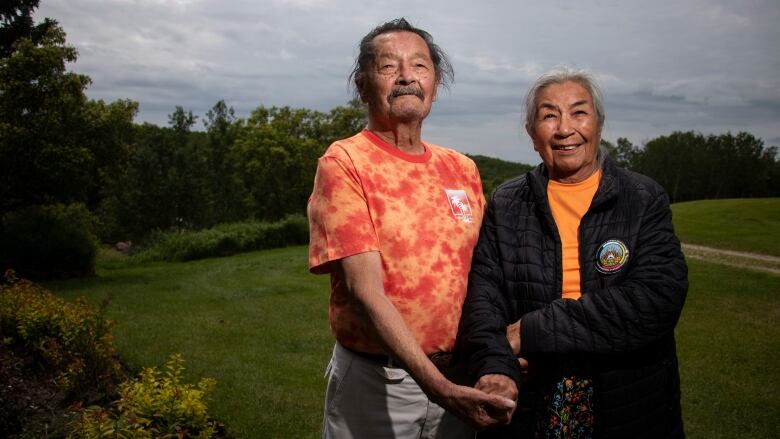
xmin=97 ymin=101 xmax=366 ymax=241
xmin=1 ymin=2 xmax=778 ymax=278
xmin=602 ymin=134 xmax=780 ymax=203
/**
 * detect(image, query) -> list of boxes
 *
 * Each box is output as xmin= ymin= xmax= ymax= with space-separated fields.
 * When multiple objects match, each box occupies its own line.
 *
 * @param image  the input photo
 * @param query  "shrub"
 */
xmin=70 ymin=353 xmax=219 ymax=439
xmin=0 ymin=270 xmax=122 ymax=397
xmin=137 ymin=214 xmax=308 ymax=262
xmin=0 ymin=203 xmax=99 ymax=279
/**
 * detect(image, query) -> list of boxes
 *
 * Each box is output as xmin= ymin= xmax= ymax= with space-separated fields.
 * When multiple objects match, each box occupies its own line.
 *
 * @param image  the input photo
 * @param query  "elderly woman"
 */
xmin=456 ymin=68 xmax=688 ymax=438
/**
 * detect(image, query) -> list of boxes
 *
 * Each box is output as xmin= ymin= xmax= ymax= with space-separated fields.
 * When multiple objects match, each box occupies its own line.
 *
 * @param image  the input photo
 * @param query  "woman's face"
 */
xmin=527 ymin=80 xmax=601 ymax=183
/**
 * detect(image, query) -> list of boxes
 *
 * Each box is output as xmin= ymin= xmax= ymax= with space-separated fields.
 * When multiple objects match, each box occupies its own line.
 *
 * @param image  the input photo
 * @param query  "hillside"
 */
xmin=468 ymin=154 xmax=534 ymax=195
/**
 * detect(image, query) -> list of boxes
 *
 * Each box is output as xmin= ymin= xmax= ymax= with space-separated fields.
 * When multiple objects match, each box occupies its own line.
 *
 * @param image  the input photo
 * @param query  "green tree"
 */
xmin=231 ymin=106 xmax=326 ymax=220
xmin=203 ymin=100 xmax=243 ymax=223
xmin=103 ymin=110 xmax=212 ymax=240
xmin=323 ymin=98 xmax=367 ymax=143
xmin=634 ymin=131 xmax=707 ymax=202
xmin=166 ymin=106 xmax=212 ymax=229
xmin=0 ymin=22 xmax=92 ymax=217
xmin=601 ymin=137 xmax=637 ymax=169
xmin=98 ymin=123 xmax=169 ymax=239
xmin=0 ymin=0 xmax=56 ymax=58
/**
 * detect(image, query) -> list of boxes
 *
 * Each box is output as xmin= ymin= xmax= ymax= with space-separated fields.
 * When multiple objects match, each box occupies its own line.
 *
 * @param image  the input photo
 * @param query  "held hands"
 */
xmin=435 ymin=380 xmax=516 ymax=429
xmin=438 ymin=320 xmax=528 ymax=429
xmin=475 ymin=374 xmax=518 ymax=424
xmin=441 ymin=320 xmax=527 ymax=429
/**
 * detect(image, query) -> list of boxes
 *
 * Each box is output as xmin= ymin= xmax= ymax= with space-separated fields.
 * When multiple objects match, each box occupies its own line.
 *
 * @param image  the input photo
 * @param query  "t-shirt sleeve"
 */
xmin=471 ymin=159 xmax=487 ymax=212
xmin=307 ymin=153 xmax=380 ymax=274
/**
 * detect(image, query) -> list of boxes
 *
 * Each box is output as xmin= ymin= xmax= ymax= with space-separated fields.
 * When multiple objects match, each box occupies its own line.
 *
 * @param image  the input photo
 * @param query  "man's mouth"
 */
xmin=388 ymin=86 xmax=424 ymax=101
xmin=553 ymin=144 xmax=580 ymax=151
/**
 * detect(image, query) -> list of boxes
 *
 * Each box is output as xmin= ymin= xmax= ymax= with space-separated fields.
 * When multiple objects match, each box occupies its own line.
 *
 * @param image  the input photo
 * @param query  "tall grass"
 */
xmin=135 ymin=215 xmax=308 ymax=262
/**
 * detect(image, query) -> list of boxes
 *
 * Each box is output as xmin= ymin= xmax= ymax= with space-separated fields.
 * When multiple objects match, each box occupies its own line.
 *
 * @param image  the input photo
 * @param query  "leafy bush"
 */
xmin=0 ymin=270 xmax=122 ymax=397
xmin=137 ymin=214 xmax=308 ymax=262
xmin=70 ymin=354 xmax=219 ymax=439
xmin=0 ymin=203 xmax=99 ymax=279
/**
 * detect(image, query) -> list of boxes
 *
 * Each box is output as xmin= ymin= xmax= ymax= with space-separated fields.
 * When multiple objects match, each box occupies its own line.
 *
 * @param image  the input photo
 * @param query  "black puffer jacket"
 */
xmin=456 ymin=156 xmax=688 ymax=438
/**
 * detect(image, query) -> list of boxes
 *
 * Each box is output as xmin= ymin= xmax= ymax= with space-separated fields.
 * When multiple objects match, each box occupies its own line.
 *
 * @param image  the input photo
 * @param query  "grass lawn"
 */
xmin=46 ymin=245 xmax=780 ymax=438
xmin=671 ymin=198 xmax=780 ymax=256
xmin=677 ymin=259 xmax=779 ymax=439
xmin=46 ymin=246 xmax=332 ymax=439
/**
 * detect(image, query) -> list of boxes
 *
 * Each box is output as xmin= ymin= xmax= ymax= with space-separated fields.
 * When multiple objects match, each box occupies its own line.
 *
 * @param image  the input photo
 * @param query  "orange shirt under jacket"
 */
xmin=547 ymin=169 xmax=601 ymax=300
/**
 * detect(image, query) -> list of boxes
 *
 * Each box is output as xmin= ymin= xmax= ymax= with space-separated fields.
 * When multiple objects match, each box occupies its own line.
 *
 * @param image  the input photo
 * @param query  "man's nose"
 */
xmin=396 ymin=62 xmax=416 ymax=84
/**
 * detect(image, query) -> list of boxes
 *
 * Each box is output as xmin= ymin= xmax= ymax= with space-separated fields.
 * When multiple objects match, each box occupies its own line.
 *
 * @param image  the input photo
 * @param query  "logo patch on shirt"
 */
xmin=445 ymin=189 xmax=474 ymax=223
xmin=596 ymin=239 xmax=629 ymax=274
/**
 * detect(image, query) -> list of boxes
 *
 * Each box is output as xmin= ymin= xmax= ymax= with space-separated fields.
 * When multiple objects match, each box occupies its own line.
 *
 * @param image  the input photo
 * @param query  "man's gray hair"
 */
xmin=349 ymin=17 xmax=454 ymax=101
xmin=524 ymin=67 xmax=606 ymax=130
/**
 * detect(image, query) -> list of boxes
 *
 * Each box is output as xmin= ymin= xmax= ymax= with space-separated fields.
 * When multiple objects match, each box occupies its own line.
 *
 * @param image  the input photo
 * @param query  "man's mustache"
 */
xmin=387 ymin=86 xmax=424 ymax=102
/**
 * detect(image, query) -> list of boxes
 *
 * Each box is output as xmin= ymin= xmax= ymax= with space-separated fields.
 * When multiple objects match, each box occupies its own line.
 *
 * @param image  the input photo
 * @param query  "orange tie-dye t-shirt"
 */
xmin=307 ymin=130 xmax=485 ymax=355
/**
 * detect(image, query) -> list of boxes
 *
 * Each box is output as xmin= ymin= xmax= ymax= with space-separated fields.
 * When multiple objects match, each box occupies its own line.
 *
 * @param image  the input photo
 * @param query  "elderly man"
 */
xmin=456 ymin=68 xmax=687 ymax=438
xmin=307 ymin=17 xmax=516 ymax=439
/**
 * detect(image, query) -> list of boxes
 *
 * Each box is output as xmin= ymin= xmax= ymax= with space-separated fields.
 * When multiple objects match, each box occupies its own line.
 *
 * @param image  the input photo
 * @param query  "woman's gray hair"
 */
xmin=524 ymin=67 xmax=606 ymax=130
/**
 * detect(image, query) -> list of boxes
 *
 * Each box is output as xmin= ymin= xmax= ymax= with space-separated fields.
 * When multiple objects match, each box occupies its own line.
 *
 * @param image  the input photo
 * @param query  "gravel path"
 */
xmin=681 ymin=243 xmax=780 ymax=275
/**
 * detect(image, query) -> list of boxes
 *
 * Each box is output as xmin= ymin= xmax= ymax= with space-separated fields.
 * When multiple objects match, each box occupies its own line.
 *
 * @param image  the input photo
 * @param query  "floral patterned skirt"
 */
xmin=536 ymin=375 xmax=595 ymax=439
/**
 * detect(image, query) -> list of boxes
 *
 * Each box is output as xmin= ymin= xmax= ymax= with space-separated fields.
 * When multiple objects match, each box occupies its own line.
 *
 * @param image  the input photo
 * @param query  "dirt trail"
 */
xmin=681 ymin=243 xmax=780 ymax=275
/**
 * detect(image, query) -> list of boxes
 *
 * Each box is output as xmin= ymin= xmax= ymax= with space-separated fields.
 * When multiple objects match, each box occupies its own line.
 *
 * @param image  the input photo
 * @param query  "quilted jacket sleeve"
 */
xmin=521 ymin=188 xmax=688 ymax=355
xmin=456 ymin=197 xmax=524 ymax=384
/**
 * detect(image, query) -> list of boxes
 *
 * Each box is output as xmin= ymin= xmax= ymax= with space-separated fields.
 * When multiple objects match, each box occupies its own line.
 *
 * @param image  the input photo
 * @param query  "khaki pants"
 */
xmin=322 ymin=342 xmax=475 ymax=439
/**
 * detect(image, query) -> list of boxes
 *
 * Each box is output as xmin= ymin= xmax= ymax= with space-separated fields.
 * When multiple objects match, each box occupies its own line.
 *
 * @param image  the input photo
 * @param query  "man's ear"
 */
xmin=356 ymin=74 xmax=369 ymax=103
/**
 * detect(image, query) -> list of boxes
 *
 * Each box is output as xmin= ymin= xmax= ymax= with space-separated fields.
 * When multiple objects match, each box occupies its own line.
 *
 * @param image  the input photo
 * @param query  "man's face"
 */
xmin=361 ymin=31 xmax=437 ymax=126
xmin=527 ymin=80 xmax=601 ymax=183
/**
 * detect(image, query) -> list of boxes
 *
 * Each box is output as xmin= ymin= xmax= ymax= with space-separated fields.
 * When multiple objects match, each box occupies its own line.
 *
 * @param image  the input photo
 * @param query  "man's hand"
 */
xmin=475 ymin=374 xmax=518 ymax=424
xmin=475 ymin=373 xmax=518 ymax=402
xmin=433 ymin=380 xmax=516 ymax=429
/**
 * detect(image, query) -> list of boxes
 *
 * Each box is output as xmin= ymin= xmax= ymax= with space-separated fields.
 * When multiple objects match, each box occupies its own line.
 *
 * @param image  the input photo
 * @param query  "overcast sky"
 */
xmin=36 ymin=0 xmax=780 ymax=164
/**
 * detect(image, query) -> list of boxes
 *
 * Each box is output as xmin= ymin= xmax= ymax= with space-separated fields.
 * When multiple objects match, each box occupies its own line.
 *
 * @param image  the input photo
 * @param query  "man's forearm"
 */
xmin=337 ymin=251 xmax=516 ymax=428
xmin=338 ymin=251 xmax=451 ymax=398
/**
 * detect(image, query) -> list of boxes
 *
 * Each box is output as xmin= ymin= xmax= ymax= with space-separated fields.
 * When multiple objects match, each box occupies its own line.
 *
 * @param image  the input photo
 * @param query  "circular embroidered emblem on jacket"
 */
xmin=596 ymin=239 xmax=629 ymax=274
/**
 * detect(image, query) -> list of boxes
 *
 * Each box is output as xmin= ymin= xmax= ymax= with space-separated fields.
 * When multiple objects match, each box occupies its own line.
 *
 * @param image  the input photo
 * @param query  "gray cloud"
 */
xmin=36 ymin=0 xmax=780 ymax=163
